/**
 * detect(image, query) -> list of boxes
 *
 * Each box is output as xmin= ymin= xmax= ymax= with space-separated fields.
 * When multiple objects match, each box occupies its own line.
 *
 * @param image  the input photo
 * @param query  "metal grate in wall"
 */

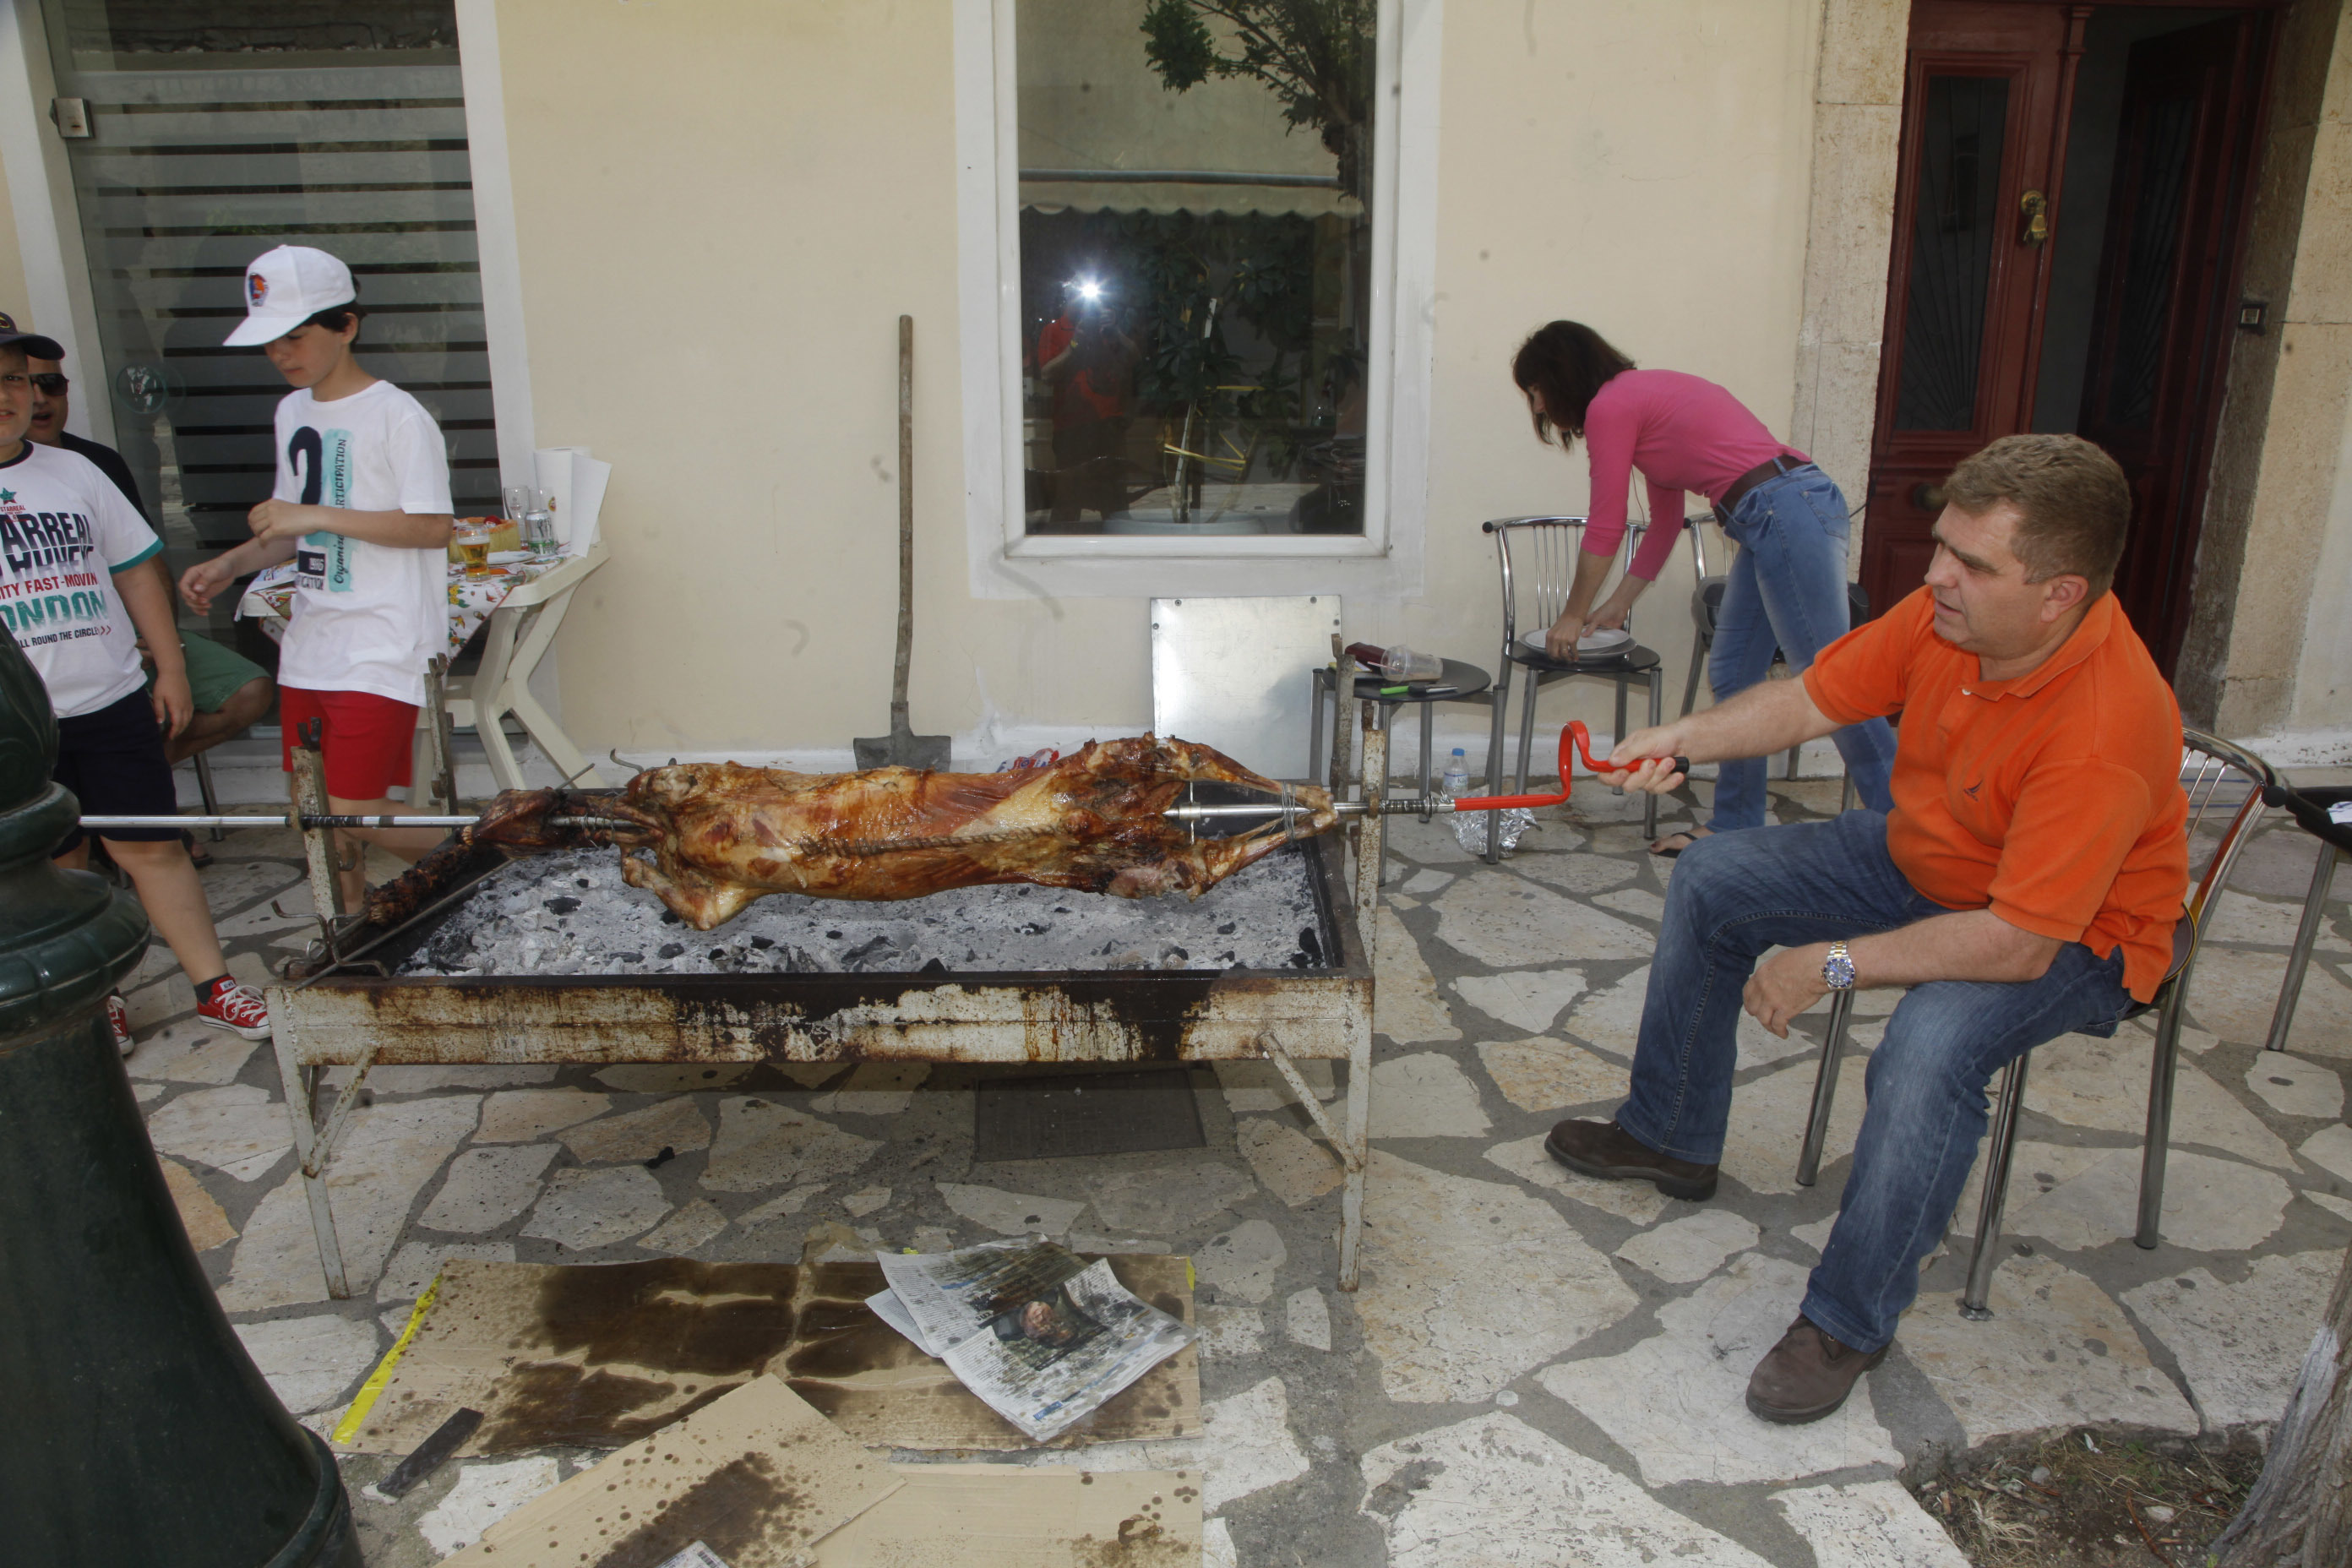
xmin=56 ymin=58 xmax=498 ymax=561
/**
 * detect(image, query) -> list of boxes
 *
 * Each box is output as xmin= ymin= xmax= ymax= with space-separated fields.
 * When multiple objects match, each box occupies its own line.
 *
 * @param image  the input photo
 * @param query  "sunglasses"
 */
xmin=30 ymin=373 xmax=68 ymax=395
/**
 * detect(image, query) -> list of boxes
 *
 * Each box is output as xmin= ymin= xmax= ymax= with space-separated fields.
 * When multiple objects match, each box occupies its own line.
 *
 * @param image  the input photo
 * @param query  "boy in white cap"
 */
xmin=179 ymin=245 xmax=455 ymax=910
xmin=0 ymin=318 xmax=270 ymax=1051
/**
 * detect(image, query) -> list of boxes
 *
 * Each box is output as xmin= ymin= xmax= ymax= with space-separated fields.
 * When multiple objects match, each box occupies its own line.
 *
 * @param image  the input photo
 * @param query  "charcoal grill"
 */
xmin=266 ymin=714 xmax=1398 ymax=1299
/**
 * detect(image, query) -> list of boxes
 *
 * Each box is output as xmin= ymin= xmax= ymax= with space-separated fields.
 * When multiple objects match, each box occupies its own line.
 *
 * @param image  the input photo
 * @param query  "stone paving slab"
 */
xmin=118 ymin=782 xmax=2352 ymax=1565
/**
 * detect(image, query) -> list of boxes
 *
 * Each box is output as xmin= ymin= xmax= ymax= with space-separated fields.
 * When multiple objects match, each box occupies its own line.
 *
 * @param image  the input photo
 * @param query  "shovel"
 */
xmin=855 ymin=314 xmax=951 ymax=772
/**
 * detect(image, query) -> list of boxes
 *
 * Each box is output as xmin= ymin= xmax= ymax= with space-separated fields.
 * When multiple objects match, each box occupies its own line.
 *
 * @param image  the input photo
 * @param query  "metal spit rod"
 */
xmin=76 ymin=814 xmax=641 ymax=832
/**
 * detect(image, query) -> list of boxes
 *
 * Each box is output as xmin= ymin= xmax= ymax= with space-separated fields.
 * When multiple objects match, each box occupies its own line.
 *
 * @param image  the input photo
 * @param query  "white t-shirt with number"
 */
xmin=0 ymin=440 xmax=163 ymax=718
xmin=272 ymin=379 xmax=453 ymax=705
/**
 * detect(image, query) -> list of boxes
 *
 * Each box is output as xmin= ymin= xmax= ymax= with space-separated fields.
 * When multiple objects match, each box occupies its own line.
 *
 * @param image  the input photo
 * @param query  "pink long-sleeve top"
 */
xmin=1579 ymin=368 xmax=1807 ymax=580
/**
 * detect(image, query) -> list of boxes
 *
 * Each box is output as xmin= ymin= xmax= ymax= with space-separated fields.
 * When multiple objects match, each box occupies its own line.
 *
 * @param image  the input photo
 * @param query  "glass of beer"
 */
xmin=456 ymin=518 xmax=495 ymax=580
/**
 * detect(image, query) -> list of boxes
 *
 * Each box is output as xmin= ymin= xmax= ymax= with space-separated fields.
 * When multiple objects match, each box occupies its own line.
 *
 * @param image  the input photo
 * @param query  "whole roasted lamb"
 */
xmin=369 ymin=735 xmax=1337 ymax=932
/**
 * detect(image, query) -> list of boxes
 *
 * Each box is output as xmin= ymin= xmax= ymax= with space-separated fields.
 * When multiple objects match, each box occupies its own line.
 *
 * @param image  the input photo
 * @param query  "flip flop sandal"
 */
xmin=1649 ymin=832 xmax=1700 ymax=858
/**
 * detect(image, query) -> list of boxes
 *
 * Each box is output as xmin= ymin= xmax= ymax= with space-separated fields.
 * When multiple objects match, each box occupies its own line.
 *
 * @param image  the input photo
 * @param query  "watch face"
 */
xmin=1823 ymin=949 xmax=1856 ymax=989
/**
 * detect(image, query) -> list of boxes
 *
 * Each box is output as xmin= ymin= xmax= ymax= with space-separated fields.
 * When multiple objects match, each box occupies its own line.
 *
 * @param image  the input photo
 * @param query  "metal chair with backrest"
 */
xmin=1791 ymin=728 xmax=2273 ymax=1317
xmin=1481 ymin=515 xmax=1667 ymax=860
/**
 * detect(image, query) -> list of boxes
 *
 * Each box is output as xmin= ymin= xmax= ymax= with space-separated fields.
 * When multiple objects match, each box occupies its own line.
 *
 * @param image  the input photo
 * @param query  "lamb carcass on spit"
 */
xmin=369 ymin=735 xmax=1338 ymax=932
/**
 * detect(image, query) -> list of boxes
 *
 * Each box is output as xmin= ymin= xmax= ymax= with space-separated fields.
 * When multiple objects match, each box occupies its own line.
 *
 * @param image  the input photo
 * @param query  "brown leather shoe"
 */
xmin=1544 ymin=1119 xmax=1718 ymax=1200
xmin=1745 ymin=1316 xmax=1889 ymax=1424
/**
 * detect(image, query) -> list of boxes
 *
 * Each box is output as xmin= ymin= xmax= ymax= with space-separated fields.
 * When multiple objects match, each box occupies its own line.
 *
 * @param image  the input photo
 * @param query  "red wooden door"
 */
xmin=2074 ymin=14 xmax=2270 ymax=674
xmin=1860 ymin=3 xmax=2077 ymax=614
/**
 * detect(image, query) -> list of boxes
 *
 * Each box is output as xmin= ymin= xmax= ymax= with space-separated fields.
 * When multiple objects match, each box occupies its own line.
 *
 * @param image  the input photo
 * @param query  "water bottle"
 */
xmin=1441 ymin=749 xmax=1469 ymax=802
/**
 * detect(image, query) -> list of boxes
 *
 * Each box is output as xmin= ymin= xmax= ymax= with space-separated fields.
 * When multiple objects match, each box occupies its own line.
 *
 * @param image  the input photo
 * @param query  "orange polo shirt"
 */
xmin=1804 ymin=588 xmax=2187 ymax=1001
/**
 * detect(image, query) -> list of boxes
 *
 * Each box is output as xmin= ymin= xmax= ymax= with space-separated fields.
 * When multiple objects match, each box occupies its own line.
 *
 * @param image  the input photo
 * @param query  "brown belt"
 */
xmin=1714 ymin=455 xmax=1809 ymax=522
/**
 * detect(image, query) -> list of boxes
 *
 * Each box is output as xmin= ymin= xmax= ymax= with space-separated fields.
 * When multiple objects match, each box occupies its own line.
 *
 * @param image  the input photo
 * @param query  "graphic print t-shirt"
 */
xmin=272 ymin=380 xmax=453 ymax=705
xmin=0 ymin=441 xmax=162 ymax=717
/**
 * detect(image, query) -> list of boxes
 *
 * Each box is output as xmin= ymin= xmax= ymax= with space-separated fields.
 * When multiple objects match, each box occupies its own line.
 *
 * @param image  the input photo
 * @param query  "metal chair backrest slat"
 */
xmin=1483 ymin=515 xmax=1648 ymax=647
xmin=2178 ymin=730 xmax=2275 ymax=952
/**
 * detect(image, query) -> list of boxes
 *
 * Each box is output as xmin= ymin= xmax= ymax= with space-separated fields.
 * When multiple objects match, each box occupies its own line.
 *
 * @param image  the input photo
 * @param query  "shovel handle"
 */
xmin=1450 ymin=721 xmax=1689 ymax=809
xmin=892 ymin=314 xmax=914 ymax=722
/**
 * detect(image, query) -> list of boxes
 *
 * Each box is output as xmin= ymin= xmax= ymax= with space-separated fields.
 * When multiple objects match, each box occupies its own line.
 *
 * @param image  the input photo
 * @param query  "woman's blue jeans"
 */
xmin=1614 ymin=811 xmax=2135 ymax=1352
xmin=1707 ymin=466 xmax=1896 ymax=831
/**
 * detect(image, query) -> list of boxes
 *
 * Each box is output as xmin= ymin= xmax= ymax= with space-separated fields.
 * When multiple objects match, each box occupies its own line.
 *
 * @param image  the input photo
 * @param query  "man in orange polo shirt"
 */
xmin=1549 ymin=434 xmax=2187 ymax=1425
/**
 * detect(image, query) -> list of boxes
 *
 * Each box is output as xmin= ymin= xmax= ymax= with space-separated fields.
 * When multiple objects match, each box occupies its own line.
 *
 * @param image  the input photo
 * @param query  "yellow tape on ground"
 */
xmin=330 ymin=1273 xmax=442 ymax=1446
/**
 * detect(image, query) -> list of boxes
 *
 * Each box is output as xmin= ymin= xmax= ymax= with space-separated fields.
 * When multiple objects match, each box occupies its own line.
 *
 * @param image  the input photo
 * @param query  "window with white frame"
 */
xmin=1012 ymin=1 xmax=1376 ymax=542
xmin=959 ymin=0 xmax=1437 ymax=591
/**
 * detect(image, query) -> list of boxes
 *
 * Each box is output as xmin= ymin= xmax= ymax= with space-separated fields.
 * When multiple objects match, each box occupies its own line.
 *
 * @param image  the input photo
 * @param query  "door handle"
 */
xmin=1913 ymin=483 xmax=1948 ymax=513
xmin=2019 ymin=189 xmax=2050 ymax=247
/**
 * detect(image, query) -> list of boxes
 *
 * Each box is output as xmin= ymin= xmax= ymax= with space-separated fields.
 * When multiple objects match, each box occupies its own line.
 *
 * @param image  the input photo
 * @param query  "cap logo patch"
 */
xmin=248 ymin=272 xmax=269 ymax=307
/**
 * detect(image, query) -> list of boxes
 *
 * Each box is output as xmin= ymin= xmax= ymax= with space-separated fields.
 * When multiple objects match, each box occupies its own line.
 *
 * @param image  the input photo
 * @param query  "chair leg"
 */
xmin=1515 ymin=667 xmax=1540 ymax=798
xmin=1796 ymin=988 xmax=1856 ymax=1188
xmin=1962 ymin=1052 xmax=2031 ymax=1319
xmin=2264 ymin=845 xmax=2340 ymax=1053
xmin=1839 ymin=767 xmax=1856 ymax=814
xmin=1484 ymin=658 xmax=1513 ymax=864
xmin=1785 ymin=742 xmax=1800 ymax=781
xmin=1643 ymin=669 xmax=1663 ymax=841
xmin=2136 ymin=977 xmax=2190 ymax=1250
xmin=1612 ymin=677 xmax=1630 ymax=789
xmin=191 ymin=750 xmax=225 ymax=841
xmin=1681 ymin=629 xmax=1706 ymax=718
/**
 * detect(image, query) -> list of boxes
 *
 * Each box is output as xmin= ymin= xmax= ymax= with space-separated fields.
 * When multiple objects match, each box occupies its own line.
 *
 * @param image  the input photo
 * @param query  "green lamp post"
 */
xmin=0 ymin=632 xmax=361 ymax=1565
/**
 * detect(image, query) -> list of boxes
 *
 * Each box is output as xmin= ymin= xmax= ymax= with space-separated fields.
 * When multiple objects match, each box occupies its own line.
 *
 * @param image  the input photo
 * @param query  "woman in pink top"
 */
xmin=1511 ymin=321 xmax=1893 ymax=851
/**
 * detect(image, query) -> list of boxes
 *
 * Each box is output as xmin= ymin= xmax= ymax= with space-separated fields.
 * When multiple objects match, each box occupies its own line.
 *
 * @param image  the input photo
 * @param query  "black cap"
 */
xmin=0 ymin=310 xmax=65 ymax=362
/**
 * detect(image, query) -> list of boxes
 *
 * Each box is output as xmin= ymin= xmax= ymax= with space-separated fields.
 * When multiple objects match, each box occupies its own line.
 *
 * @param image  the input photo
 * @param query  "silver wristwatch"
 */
xmin=1821 ymin=940 xmax=1857 ymax=991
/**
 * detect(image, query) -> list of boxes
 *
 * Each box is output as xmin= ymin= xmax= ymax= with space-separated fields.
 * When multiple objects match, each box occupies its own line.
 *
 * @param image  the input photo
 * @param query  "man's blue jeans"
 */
xmin=1709 ymin=466 xmax=1897 ymax=831
xmin=1614 ymin=811 xmax=2135 ymax=1352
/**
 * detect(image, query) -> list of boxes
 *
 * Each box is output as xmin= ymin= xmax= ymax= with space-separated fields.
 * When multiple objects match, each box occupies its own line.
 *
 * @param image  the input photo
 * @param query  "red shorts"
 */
xmin=278 ymin=686 xmax=417 ymax=800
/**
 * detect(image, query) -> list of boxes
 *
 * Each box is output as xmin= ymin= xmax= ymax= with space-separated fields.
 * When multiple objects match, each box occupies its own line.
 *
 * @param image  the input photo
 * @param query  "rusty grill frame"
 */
xmin=266 ymin=714 xmax=1392 ymax=1301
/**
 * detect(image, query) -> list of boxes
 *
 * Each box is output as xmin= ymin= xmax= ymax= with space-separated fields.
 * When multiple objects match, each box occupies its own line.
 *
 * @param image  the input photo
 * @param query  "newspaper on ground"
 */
xmin=872 ymin=1240 xmax=1195 ymax=1442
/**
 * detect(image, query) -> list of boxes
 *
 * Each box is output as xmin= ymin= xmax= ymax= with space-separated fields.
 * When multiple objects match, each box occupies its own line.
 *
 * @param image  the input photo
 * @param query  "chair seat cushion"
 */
xmin=1506 ymin=641 xmax=1663 ymax=675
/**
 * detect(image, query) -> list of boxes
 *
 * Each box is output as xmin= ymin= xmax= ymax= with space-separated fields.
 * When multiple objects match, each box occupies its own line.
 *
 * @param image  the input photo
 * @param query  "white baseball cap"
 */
xmin=223 ymin=244 xmax=357 ymax=346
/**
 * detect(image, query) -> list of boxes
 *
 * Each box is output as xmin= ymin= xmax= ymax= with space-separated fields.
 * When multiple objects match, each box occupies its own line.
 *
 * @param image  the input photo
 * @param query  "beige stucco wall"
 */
xmin=1789 ymin=0 xmax=1907 ymax=551
xmin=0 ymin=135 xmax=26 ymax=326
xmin=496 ymin=0 xmax=1829 ymax=766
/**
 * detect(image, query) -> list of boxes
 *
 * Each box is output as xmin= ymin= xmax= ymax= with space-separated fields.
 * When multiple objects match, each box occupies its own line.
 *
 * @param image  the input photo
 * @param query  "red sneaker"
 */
xmin=196 ymin=979 xmax=271 ymax=1041
xmin=106 ymin=992 xmax=133 ymax=1057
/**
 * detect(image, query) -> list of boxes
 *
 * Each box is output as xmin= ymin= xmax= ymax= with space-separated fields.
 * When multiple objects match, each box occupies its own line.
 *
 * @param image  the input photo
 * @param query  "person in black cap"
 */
xmin=0 ymin=316 xmax=269 ymax=1051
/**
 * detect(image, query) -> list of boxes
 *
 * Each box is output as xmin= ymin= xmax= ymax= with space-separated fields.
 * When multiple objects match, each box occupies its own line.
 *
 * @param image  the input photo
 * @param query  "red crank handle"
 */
xmin=1450 ymin=721 xmax=1690 ymax=810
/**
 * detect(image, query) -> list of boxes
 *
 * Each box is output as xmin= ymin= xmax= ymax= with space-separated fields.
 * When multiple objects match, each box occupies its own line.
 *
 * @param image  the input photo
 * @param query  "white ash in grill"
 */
xmin=395 ymin=846 xmax=1330 ymax=977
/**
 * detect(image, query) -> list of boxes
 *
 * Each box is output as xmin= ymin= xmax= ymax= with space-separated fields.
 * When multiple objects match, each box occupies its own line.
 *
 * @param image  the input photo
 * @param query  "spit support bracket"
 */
xmin=1258 ymin=1029 xmax=1364 ymax=1174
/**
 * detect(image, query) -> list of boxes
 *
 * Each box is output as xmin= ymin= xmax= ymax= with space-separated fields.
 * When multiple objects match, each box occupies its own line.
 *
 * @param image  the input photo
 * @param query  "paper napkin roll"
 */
xmin=532 ymin=447 xmax=610 ymax=551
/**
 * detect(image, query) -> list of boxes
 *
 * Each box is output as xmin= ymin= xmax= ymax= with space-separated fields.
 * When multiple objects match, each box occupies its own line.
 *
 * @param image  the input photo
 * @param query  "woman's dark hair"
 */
xmin=1511 ymin=321 xmax=1636 ymax=447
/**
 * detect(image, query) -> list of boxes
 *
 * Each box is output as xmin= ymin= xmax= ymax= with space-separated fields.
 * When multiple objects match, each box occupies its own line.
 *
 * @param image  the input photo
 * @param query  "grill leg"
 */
xmin=2136 ymin=976 xmax=2191 ymax=1249
xmin=1418 ymin=700 xmax=1435 ymax=823
xmin=2264 ymin=845 xmax=2339 ymax=1052
xmin=1963 ymin=1053 xmax=2031 ymax=1319
xmin=1306 ymin=668 xmax=1328 ymax=788
xmin=1797 ymin=989 xmax=1854 ymax=1188
xmin=1339 ymin=1021 xmax=1371 ymax=1293
xmin=274 ymin=1032 xmax=351 ymax=1301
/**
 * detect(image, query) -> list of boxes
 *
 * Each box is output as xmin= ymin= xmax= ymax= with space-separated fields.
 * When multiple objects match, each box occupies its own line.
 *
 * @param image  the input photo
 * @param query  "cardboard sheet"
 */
xmin=447 ymin=1375 xmax=900 ymax=1567
xmin=811 ymin=1464 xmax=1201 ymax=1566
xmin=344 ymin=1257 xmax=1197 ymax=1457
